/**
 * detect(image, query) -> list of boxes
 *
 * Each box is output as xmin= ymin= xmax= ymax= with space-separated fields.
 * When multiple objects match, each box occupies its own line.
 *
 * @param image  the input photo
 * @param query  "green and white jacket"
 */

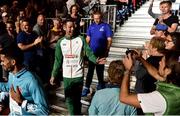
xmin=51 ymin=36 xmax=97 ymax=78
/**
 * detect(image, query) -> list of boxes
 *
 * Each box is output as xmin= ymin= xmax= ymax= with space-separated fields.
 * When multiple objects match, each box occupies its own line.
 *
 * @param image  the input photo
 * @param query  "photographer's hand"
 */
xmin=123 ymin=53 xmax=133 ymax=71
xmin=132 ymin=49 xmax=142 ymax=60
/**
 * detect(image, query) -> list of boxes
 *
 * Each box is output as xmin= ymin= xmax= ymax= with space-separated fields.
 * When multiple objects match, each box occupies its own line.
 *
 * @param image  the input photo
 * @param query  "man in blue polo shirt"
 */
xmin=82 ymin=11 xmax=113 ymax=97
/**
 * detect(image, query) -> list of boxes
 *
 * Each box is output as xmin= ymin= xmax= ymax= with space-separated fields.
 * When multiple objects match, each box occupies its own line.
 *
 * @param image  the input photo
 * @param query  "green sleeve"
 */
xmin=81 ymin=36 xmax=97 ymax=64
xmin=51 ymin=39 xmax=63 ymax=78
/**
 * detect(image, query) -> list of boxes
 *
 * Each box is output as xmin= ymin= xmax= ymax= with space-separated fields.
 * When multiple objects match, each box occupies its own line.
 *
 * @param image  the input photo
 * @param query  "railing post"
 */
xmin=113 ymin=5 xmax=117 ymax=32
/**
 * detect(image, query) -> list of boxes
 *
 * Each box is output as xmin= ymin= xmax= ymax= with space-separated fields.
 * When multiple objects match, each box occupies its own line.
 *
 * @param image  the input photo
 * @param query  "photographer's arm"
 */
xmin=120 ymin=54 xmax=141 ymax=108
xmin=138 ymin=56 xmax=166 ymax=81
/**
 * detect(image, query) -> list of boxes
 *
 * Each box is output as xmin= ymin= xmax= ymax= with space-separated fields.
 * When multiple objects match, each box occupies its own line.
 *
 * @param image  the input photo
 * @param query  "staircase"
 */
xmin=49 ymin=0 xmax=160 ymax=115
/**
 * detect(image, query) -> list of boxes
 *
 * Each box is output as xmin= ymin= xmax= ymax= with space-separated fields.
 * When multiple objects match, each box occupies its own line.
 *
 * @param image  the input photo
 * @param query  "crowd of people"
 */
xmin=0 ymin=0 xmax=179 ymax=115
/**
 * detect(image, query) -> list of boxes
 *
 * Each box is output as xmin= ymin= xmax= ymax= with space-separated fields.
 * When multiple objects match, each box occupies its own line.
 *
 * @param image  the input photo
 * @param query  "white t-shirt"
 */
xmin=137 ymin=91 xmax=167 ymax=115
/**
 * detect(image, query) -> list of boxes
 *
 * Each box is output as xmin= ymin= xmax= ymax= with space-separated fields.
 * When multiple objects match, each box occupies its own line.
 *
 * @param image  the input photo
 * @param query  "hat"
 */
xmin=156 ymin=23 xmax=168 ymax=31
xmin=2 ymin=12 xmax=8 ymax=17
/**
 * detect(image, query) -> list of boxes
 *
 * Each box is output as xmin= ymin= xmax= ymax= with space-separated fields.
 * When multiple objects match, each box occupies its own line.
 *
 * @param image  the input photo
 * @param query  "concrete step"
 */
xmin=114 ymin=31 xmax=151 ymax=36
xmin=122 ymin=22 xmax=153 ymax=27
xmin=113 ymin=35 xmax=152 ymax=39
xmin=129 ymin=14 xmax=154 ymax=19
xmin=126 ymin=18 xmax=155 ymax=23
xmin=116 ymin=26 xmax=152 ymax=32
xmin=113 ymin=38 xmax=148 ymax=44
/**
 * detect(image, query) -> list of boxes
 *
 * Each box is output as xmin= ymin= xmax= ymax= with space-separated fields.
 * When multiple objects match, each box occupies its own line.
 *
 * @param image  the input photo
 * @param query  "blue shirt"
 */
xmin=0 ymin=68 xmax=49 ymax=115
xmin=89 ymin=88 xmax=137 ymax=115
xmin=87 ymin=22 xmax=113 ymax=55
xmin=17 ymin=31 xmax=37 ymax=68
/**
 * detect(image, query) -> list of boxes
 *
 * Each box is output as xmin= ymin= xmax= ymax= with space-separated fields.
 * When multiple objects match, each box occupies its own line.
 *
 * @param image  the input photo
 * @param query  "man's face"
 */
xmin=65 ymin=22 xmax=74 ymax=37
xmin=19 ymin=11 xmax=25 ymax=18
xmin=0 ymin=55 xmax=14 ymax=72
xmin=22 ymin=21 xmax=30 ymax=33
xmin=37 ymin=15 xmax=45 ymax=26
xmin=160 ymin=3 xmax=171 ymax=14
xmin=6 ymin=23 xmax=13 ymax=32
xmin=93 ymin=14 xmax=101 ymax=24
xmin=2 ymin=16 xmax=8 ymax=23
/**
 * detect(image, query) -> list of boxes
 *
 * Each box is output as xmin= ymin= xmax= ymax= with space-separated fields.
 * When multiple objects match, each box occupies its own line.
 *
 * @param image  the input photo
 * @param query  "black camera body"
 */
xmin=125 ymin=48 xmax=137 ymax=58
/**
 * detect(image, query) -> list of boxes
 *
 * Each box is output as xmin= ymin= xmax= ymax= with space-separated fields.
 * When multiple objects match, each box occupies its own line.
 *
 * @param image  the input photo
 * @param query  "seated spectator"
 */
xmin=150 ymin=0 xmax=178 ymax=35
xmin=120 ymin=50 xmax=180 ymax=115
xmin=89 ymin=60 xmax=137 ymax=115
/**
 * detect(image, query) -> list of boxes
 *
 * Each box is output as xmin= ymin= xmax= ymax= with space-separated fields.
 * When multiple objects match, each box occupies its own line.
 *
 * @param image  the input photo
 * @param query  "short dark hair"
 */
xmin=1 ymin=45 xmax=24 ymax=65
xmin=93 ymin=11 xmax=103 ymax=18
xmin=70 ymin=4 xmax=79 ymax=14
xmin=160 ymin=0 xmax=172 ymax=7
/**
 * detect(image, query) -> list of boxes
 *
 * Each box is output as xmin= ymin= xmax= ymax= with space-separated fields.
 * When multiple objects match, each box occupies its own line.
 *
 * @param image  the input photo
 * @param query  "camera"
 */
xmin=125 ymin=48 xmax=137 ymax=58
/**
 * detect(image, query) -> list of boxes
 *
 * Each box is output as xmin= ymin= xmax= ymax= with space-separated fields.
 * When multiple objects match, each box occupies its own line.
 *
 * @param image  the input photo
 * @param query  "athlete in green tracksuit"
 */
xmin=50 ymin=20 xmax=105 ymax=115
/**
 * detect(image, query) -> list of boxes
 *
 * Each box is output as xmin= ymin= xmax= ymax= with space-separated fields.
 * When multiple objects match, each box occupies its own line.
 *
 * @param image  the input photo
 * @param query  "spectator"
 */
xmin=164 ymin=32 xmax=180 ymax=50
xmin=25 ymin=1 xmax=38 ymax=26
xmin=89 ymin=60 xmax=137 ymax=115
xmin=6 ymin=21 xmax=17 ymax=40
xmin=66 ymin=4 xmax=84 ymax=36
xmin=0 ymin=45 xmax=49 ymax=115
xmin=150 ymin=0 xmax=178 ymax=35
xmin=15 ymin=9 xmax=26 ymax=34
xmin=33 ymin=14 xmax=49 ymax=84
xmin=33 ymin=14 xmax=47 ymax=37
xmin=50 ymin=0 xmax=68 ymax=18
xmin=10 ymin=0 xmax=19 ymax=21
xmin=50 ymin=19 xmax=106 ymax=115
xmin=16 ymin=19 xmax=43 ymax=71
xmin=120 ymin=50 xmax=180 ymax=115
xmin=1 ymin=12 xmax=9 ymax=24
xmin=66 ymin=0 xmax=76 ymax=13
xmin=0 ymin=21 xmax=16 ymax=82
xmin=82 ymin=11 xmax=113 ymax=97
xmin=47 ymin=18 xmax=64 ymax=79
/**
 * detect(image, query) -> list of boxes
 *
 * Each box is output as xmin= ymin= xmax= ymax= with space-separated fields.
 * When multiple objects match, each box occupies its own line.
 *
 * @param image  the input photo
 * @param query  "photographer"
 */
xmin=120 ymin=50 xmax=180 ymax=115
xmin=134 ymin=36 xmax=166 ymax=93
